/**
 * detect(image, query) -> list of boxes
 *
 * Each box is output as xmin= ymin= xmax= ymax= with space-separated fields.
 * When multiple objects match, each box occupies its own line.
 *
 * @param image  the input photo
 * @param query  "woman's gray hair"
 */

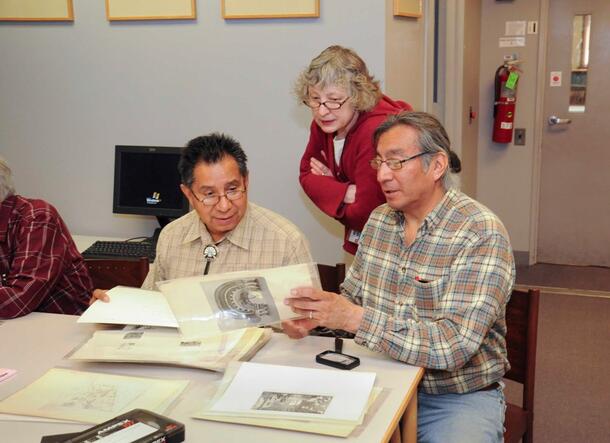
xmin=294 ymin=45 xmax=382 ymax=112
xmin=0 ymin=156 xmax=16 ymax=202
xmin=373 ymin=111 xmax=462 ymax=190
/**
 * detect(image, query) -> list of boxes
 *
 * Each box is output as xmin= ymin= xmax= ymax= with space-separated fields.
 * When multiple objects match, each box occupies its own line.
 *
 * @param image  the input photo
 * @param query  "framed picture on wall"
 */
xmin=0 ymin=0 xmax=73 ymax=21
xmin=105 ymin=0 xmax=196 ymax=21
xmin=222 ymin=0 xmax=319 ymax=20
xmin=393 ymin=0 xmax=422 ymax=18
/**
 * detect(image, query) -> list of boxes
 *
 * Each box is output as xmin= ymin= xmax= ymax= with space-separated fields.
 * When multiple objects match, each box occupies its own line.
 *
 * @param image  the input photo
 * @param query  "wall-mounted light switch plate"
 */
xmin=514 ymin=128 xmax=526 ymax=145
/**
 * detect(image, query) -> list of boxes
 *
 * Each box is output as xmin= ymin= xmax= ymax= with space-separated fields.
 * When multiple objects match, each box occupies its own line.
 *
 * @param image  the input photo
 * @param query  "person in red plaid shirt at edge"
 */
xmin=0 ymin=157 xmax=92 ymax=318
xmin=284 ymin=112 xmax=515 ymax=443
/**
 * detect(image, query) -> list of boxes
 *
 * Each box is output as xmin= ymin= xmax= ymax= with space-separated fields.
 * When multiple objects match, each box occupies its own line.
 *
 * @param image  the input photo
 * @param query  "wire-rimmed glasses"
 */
xmin=369 ymin=152 xmax=430 ymax=170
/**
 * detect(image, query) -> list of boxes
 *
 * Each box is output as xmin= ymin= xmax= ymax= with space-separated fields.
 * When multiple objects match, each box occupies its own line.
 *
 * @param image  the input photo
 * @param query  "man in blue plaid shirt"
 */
xmin=285 ymin=111 xmax=515 ymax=443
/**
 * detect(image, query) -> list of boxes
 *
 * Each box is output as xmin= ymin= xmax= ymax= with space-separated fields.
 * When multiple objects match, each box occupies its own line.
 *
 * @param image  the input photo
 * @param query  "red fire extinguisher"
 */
xmin=493 ymin=59 xmax=521 ymax=143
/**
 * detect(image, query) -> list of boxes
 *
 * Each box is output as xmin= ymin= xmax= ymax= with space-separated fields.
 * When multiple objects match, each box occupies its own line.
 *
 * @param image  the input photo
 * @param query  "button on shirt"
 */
xmin=0 ymin=195 xmax=93 ymax=318
xmin=142 ymin=203 xmax=313 ymax=289
xmin=342 ymin=188 xmax=515 ymax=394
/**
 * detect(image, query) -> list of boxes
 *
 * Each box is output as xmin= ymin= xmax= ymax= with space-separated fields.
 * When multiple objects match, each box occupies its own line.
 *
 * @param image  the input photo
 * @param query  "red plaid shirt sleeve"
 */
xmin=0 ymin=195 xmax=93 ymax=318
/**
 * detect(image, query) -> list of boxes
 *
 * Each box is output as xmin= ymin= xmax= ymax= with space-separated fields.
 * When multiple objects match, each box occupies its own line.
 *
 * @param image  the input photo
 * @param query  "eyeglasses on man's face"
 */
xmin=303 ymin=97 xmax=350 ymax=110
xmin=191 ymin=186 xmax=246 ymax=206
xmin=369 ymin=152 xmax=430 ymax=171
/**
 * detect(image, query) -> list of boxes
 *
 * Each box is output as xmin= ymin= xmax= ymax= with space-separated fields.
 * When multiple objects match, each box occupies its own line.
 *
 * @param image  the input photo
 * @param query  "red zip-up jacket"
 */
xmin=299 ymin=95 xmax=412 ymax=254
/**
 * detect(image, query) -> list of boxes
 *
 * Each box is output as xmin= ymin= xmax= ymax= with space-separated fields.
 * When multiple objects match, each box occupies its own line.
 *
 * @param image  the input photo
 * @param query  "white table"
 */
xmin=0 ymin=313 xmax=422 ymax=442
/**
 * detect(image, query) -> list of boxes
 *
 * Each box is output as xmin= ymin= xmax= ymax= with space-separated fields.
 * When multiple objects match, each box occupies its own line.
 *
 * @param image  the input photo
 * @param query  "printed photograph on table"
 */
xmin=253 ymin=392 xmax=333 ymax=415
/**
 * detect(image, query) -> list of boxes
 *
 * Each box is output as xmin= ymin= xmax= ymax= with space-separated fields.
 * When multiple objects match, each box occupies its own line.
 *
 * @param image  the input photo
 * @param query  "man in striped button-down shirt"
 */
xmin=285 ymin=112 xmax=515 ymax=443
xmin=0 ymin=157 xmax=93 ymax=319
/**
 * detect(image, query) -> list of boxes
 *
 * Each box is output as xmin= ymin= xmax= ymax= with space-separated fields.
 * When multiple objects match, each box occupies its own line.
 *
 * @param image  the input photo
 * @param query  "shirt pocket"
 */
xmin=410 ymin=276 xmax=446 ymax=322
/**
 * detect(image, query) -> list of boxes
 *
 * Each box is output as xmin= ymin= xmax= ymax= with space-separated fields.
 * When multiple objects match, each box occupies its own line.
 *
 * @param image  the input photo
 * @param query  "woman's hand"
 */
xmin=310 ymin=157 xmax=331 ymax=176
xmin=343 ymin=184 xmax=357 ymax=204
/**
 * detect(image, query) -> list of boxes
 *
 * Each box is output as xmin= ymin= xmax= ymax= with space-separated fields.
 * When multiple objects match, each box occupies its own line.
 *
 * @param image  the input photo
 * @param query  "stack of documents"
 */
xmin=193 ymin=362 xmax=380 ymax=437
xmin=68 ymin=325 xmax=271 ymax=372
xmin=0 ymin=368 xmax=188 ymax=424
xmin=76 ymin=286 xmax=271 ymax=371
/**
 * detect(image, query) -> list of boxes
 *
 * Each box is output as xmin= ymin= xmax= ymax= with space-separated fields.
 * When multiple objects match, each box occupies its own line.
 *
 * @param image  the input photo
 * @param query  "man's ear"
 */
xmin=243 ymin=174 xmax=249 ymax=190
xmin=431 ymin=153 xmax=449 ymax=182
xmin=180 ymin=184 xmax=194 ymax=207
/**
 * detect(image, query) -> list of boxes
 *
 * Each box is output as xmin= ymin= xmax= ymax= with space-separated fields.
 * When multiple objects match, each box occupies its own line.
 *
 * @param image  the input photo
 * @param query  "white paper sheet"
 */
xmin=209 ymin=362 xmax=376 ymax=422
xmin=78 ymin=286 xmax=178 ymax=328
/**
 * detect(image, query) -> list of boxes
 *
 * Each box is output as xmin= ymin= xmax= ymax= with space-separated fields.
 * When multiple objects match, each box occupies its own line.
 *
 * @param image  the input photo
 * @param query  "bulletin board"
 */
xmin=222 ymin=0 xmax=319 ymax=20
xmin=0 ymin=0 xmax=73 ymax=21
xmin=106 ymin=0 xmax=196 ymax=21
xmin=393 ymin=0 xmax=422 ymax=18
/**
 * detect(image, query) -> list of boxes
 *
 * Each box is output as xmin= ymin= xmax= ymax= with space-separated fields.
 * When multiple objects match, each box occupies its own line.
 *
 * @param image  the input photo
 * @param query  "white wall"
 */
xmin=0 ymin=0 xmax=385 ymax=265
xmin=384 ymin=0 xmax=425 ymax=110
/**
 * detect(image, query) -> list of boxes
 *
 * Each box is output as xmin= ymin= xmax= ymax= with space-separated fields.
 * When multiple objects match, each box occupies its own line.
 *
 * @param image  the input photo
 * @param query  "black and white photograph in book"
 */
xmin=252 ymin=392 xmax=333 ymax=415
xmin=202 ymin=277 xmax=280 ymax=331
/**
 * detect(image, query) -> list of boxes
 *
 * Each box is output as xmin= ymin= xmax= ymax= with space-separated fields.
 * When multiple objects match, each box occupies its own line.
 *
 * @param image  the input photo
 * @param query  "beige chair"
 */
xmin=85 ymin=257 xmax=150 ymax=289
xmin=504 ymin=288 xmax=541 ymax=443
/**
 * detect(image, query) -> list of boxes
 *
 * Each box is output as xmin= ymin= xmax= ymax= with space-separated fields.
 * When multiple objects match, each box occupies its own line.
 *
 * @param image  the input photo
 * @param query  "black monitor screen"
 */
xmin=113 ymin=145 xmax=189 ymax=219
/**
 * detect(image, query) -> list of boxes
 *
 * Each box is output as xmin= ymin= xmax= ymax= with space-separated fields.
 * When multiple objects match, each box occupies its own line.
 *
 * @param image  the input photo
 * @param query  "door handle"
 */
xmin=548 ymin=115 xmax=572 ymax=126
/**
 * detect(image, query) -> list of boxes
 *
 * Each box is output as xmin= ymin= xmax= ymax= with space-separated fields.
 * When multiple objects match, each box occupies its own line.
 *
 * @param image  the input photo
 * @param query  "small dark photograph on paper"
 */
xmin=252 ymin=391 xmax=333 ymax=415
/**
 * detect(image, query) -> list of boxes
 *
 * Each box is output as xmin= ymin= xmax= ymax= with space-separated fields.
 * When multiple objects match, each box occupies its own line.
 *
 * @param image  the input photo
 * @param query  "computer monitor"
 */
xmin=113 ymin=145 xmax=189 ymax=229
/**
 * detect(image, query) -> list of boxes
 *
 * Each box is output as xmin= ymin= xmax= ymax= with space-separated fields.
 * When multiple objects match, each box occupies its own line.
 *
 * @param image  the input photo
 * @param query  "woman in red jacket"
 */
xmin=295 ymin=45 xmax=412 ymax=254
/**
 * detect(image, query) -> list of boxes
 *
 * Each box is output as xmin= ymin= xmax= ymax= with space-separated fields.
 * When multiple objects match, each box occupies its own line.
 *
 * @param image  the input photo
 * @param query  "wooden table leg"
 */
xmin=390 ymin=425 xmax=402 ymax=443
xmin=401 ymin=391 xmax=418 ymax=443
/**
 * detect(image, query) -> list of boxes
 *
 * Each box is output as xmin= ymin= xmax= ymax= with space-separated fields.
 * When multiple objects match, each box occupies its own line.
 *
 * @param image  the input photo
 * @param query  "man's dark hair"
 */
xmin=179 ymin=133 xmax=249 ymax=187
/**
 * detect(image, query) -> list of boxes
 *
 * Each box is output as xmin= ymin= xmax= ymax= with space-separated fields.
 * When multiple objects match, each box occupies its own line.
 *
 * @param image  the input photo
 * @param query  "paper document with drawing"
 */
xmin=157 ymin=263 xmax=320 ymax=339
xmin=77 ymin=286 xmax=178 ymax=328
xmin=193 ymin=361 xmax=379 ymax=437
xmin=67 ymin=325 xmax=272 ymax=371
xmin=0 ymin=368 xmax=188 ymax=424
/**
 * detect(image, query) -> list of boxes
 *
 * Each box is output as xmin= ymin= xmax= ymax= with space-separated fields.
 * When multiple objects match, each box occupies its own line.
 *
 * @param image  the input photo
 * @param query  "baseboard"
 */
xmin=513 ymin=250 xmax=529 ymax=266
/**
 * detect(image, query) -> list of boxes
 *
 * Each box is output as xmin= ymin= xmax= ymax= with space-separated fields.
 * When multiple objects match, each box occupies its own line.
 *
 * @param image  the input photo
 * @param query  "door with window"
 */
xmin=537 ymin=0 xmax=610 ymax=266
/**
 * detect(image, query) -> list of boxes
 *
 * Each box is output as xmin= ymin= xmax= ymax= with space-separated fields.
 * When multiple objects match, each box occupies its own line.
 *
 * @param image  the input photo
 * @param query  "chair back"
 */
xmin=505 ymin=288 xmax=540 ymax=390
xmin=85 ymin=257 xmax=150 ymax=289
xmin=316 ymin=263 xmax=346 ymax=292
xmin=503 ymin=287 xmax=540 ymax=443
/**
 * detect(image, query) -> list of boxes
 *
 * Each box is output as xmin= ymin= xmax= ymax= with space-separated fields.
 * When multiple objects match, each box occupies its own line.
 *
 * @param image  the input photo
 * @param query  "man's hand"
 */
xmin=89 ymin=289 xmax=110 ymax=306
xmin=281 ymin=318 xmax=319 ymax=339
xmin=284 ymin=287 xmax=363 ymax=333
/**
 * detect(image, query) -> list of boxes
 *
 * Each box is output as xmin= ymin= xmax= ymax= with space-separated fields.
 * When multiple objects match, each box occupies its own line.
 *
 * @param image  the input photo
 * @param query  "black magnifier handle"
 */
xmin=335 ymin=337 xmax=343 ymax=353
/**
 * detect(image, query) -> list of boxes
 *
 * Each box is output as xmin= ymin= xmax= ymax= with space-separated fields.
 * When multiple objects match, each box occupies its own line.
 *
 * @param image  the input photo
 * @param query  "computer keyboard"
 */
xmin=81 ymin=240 xmax=156 ymax=262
